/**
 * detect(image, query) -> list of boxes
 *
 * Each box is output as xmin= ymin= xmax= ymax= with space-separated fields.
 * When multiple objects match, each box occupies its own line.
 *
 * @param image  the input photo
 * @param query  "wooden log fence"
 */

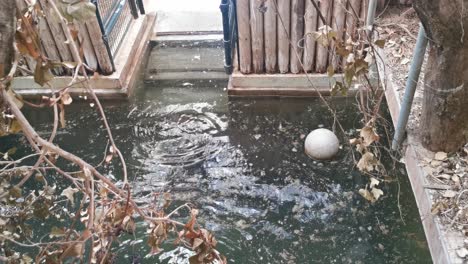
xmin=235 ymin=0 xmax=369 ymax=75
xmin=277 ymin=0 xmax=291 ymax=73
xmin=16 ymin=0 xmax=122 ymax=76
xmin=264 ymin=0 xmax=277 ymax=73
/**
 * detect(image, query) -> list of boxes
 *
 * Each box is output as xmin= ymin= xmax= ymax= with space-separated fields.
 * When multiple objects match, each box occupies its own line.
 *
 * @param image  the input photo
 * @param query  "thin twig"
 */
xmin=47 ymin=0 xmax=128 ymax=184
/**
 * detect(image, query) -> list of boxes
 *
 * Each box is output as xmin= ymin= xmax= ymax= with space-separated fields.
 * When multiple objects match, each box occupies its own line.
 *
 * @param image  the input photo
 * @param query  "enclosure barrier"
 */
xmin=16 ymin=0 xmax=144 ymax=76
xmin=235 ymin=0 xmax=369 ymax=75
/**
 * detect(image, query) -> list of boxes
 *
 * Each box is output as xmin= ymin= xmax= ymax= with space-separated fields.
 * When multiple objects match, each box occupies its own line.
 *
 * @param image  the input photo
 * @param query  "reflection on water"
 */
xmin=3 ymin=80 xmax=431 ymax=263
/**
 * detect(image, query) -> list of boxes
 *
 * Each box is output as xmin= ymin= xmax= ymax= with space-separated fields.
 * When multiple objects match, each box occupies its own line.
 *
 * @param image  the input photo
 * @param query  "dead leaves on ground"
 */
xmin=427 ymin=145 xmax=468 ymax=256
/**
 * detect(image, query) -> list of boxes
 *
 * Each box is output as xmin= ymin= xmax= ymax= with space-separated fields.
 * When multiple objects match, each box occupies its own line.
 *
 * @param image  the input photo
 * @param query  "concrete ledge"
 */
xmin=11 ymin=12 xmax=157 ymax=99
xmin=146 ymin=71 xmax=227 ymax=81
xmin=377 ymin=48 xmax=463 ymax=264
xmin=228 ymin=71 xmax=360 ymax=97
xmin=153 ymin=34 xmax=223 ymax=42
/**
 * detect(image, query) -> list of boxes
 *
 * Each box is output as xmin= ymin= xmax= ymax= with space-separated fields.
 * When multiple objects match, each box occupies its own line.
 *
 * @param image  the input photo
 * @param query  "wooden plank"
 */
xmin=77 ymin=22 xmax=98 ymax=71
xmin=86 ymin=18 xmax=114 ymax=75
xmin=14 ymin=87 xmax=127 ymax=99
xmin=228 ymin=87 xmax=354 ymax=97
xmin=11 ymin=75 xmax=122 ymax=90
xmin=38 ymin=0 xmax=74 ymax=64
xmin=303 ymin=0 xmax=318 ymax=72
xmin=236 ymin=0 xmax=252 ymax=74
xmin=230 ymin=72 xmax=343 ymax=88
xmin=250 ymin=0 xmax=265 ymax=73
xmin=330 ymin=0 xmax=347 ymax=70
xmin=264 ymin=0 xmax=277 ymax=73
xmin=228 ymin=72 xmax=359 ymax=97
xmin=315 ymin=0 xmax=332 ymax=73
xmin=277 ymin=0 xmax=291 ymax=73
xmin=290 ymin=0 xmax=305 ymax=74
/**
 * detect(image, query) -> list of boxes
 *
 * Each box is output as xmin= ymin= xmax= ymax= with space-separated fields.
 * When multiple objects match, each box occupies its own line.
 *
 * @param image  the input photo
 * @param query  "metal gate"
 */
xmin=93 ymin=0 xmax=145 ymax=67
xmin=220 ymin=0 xmax=238 ymax=74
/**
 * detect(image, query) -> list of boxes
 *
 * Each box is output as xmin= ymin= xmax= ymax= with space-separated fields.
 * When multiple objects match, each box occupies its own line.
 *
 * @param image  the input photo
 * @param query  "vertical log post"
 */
xmin=315 ymin=0 xmax=332 ymax=73
xmin=77 ymin=23 xmax=98 ymax=71
xmin=264 ymin=0 xmax=277 ymax=73
xmin=303 ymin=0 xmax=318 ymax=72
xmin=330 ymin=0 xmax=346 ymax=69
xmin=290 ymin=0 xmax=305 ymax=74
xmin=250 ymin=0 xmax=265 ymax=73
xmin=277 ymin=0 xmax=291 ymax=73
xmin=0 ymin=0 xmax=15 ymax=78
xmin=236 ymin=0 xmax=252 ymax=74
xmin=85 ymin=19 xmax=114 ymax=75
xmin=345 ymin=0 xmax=362 ymax=41
xmin=360 ymin=0 xmax=369 ymax=27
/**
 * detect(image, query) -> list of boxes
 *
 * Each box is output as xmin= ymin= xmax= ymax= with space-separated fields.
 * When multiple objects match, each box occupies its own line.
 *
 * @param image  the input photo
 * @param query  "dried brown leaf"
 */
xmin=360 ymin=126 xmax=380 ymax=146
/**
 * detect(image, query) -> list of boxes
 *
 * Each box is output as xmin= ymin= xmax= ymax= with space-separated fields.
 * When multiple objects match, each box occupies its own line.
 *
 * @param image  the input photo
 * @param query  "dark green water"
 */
xmin=1 ymin=78 xmax=431 ymax=263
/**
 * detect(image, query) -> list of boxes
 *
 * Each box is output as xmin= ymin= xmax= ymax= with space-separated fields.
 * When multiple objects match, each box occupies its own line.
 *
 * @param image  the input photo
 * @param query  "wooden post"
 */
xmin=250 ymin=0 xmax=265 ymax=73
xmin=330 ymin=0 xmax=346 ymax=69
xmin=359 ymin=0 xmax=369 ymax=50
xmin=264 ymin=0 xmax=277 ymax=73
xmin=303 ymin=0 xmax=318 ymax=72
xmin=315 ymin=0 xmax=332 ymax=73
xmin=236 ymin=0 xmax=252 ymax=74
xmin=345 ymin=0 xmax=362 ymax=41
xmin=290 ymin=0 xmax=305 ymax=74
xmin=360 ymin=0 xmax=369 ymax=25
xmin=85 ymin=18 xmax=114 ymax=75
xmin=77 ymin=23 xmax=98 ymax=71
xmin=277 ymin=0 xmax=291 ymax=73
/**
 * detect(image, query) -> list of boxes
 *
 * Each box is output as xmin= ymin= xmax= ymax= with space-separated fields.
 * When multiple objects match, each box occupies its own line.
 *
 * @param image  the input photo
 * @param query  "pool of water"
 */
xmin=1 ymin=79 xmax=431 ymax=263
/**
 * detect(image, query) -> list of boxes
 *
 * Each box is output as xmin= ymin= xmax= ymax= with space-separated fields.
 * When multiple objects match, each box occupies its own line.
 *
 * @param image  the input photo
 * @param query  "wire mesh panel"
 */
xmin=95 ymin=0 xmax=117 ymax=23
xmin=105 ymin=0 xmax=133 ymax=56
xmin=95 ymin=0 xmax=143 ymax=58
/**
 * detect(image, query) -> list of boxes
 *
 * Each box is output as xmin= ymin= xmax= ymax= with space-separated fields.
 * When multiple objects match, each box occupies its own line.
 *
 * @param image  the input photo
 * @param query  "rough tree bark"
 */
xmin=0 ymin=0 xmax=16 ymax=135
xmin=0 ymin=1 xmax=15 ymax=78
xmin=412 ymin=1 xmax=468 ymax=152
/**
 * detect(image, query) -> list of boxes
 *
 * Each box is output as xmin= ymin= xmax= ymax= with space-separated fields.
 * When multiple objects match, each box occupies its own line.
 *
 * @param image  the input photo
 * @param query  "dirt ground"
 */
xmin=377 ymin=5 xmax=468 ymax=260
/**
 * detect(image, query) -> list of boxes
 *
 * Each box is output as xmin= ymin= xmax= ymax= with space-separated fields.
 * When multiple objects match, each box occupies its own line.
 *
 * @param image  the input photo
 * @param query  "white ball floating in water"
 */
xmin=304 ymin=128 xmax=340 ymax=160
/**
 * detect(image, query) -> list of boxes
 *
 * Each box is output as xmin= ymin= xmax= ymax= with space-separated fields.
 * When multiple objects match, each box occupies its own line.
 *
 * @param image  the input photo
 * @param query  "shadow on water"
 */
xmin=1 ymin=78 xmax=431 ymax=263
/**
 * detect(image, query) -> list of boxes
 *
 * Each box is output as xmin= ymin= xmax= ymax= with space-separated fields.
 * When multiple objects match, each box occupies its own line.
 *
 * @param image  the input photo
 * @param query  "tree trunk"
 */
xmin=0 ymin=0 xmax=15 ymax=78
xmin=413 ymin=1 xmax=468 ymax=152
xmin=0 ymin=0 xmax=16 ymax=135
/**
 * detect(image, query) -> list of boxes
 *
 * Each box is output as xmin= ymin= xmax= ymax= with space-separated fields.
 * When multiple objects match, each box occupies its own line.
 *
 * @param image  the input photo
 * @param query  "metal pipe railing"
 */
xmin=366 ymin=0 xmax=378 ymax=34
xmin=104 ymin=0 xmax=125 ymax=36
xmin=391 ymin=24 xmax=428 ymax=150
